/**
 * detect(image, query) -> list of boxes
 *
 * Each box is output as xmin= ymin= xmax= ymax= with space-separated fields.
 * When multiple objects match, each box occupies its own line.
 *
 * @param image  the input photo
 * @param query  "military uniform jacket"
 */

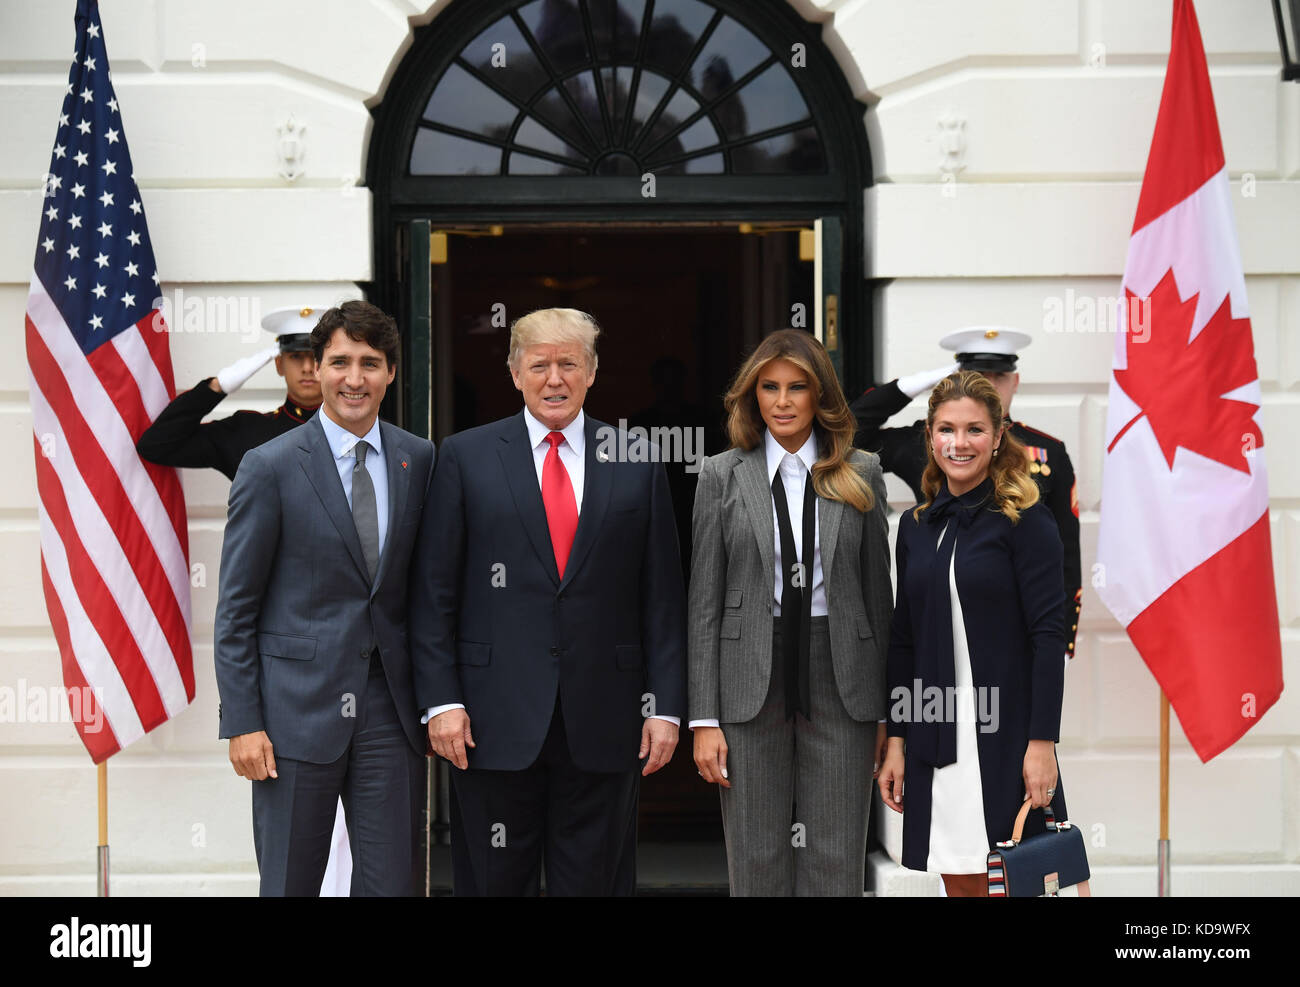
xmin=850 ymin=380 xmax=929 ymax=502
xmin=136 ymin=376 xmax=316 ymax=480
xmin=850 ymin=380 xmax=1082 ymax=656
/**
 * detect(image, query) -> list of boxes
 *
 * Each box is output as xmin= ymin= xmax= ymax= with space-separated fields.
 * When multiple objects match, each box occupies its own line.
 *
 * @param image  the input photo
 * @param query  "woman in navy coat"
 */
xmin=876 ymin=371 xmax=1067 ymax=897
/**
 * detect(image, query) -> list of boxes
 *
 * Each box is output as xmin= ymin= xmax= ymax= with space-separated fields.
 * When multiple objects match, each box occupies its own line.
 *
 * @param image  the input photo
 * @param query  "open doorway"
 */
xmin=420 ymin=223 xmax=813 ymax=890
xmin=435 ymin=224 xmax=809 ymax=435
xmin=368 ymin=0 xmax=873 ymax=895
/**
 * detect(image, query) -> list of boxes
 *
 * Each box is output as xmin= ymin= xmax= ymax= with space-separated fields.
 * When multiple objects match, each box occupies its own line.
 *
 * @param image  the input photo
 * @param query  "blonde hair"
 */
xmin=723 ymin=329 xmax=874 ymax=514
xmin=507 ymin=308 xmax=600 ymax=372
xmin=914 ymin=370 xmax=1039 ymax=523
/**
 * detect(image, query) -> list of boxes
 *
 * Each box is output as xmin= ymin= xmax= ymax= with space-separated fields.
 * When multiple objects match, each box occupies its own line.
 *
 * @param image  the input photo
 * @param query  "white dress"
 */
xmin=925 ymin=526 xmax=990 ymax=874
xmin=319 ymin=798 xmax=353 ymax=895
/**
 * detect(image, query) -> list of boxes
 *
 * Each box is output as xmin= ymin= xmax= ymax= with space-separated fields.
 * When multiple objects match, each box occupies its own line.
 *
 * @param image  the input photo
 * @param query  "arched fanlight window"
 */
xmin=409 ymin=0 xmax=826 ymax=177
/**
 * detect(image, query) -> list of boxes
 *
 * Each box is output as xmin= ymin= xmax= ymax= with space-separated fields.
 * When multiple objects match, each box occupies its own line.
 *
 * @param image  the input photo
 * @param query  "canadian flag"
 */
xmin=1097 ymin=0 xmax=1283 ymax=762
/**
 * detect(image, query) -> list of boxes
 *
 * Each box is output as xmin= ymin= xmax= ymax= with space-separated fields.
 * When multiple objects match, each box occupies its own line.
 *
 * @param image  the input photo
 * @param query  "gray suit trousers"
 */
xmin=719 ymin=617 xmax=874 ymax=896
xmin=252 ymin=660 xmax=425 ymax=896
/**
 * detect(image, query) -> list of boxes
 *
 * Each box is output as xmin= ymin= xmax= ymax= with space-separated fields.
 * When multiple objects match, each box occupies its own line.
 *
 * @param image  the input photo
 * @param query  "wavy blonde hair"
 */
xmin=723 ymin=329 xmax=874 ymax=514
xmin=914 ymin=370 xmax=1039 ymax=523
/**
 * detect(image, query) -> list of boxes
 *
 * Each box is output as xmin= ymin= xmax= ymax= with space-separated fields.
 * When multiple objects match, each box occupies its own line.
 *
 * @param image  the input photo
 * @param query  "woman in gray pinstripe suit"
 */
xmin=688 ymin=330 xmax=893 ymax=896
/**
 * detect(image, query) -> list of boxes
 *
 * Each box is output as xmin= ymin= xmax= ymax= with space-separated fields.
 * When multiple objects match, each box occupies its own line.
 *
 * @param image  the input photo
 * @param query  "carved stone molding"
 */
xmin=276 ymin=114 xmax=306 ymax=183
xmin=936 ymin=108 xmax=967 ymax=178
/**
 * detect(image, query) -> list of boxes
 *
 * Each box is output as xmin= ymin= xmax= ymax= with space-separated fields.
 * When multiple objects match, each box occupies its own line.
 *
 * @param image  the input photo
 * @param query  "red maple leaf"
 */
xmin=1110 ymin=268 xmax=1261 ymax=473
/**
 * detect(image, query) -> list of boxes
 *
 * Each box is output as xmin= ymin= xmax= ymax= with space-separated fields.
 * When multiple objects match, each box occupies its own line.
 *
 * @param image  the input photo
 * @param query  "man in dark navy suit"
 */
xmin=413 ymin=307 xmax=686 ymax=896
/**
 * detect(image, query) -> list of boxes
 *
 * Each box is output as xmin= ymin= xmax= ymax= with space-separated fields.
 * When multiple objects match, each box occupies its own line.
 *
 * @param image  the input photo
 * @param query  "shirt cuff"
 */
xmin=422 ymin=703 xmax=465 ymax=724
xmin=688 ymin=718 xmax=720 ymax=729
xmin=650 ymin=715 xmax=680 ymax=726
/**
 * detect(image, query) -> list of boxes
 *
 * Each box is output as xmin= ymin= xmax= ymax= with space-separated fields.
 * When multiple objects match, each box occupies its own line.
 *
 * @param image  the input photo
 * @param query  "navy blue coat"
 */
xmin=886 ymin=478 xmax=1067 ymax=871
xmin=411 ymin=411 xmax=687 ymax=773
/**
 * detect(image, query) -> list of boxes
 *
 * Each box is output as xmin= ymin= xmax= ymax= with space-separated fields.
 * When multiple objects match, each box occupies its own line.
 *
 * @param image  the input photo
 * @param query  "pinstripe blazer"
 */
xmin=687 ymin=442 xmax=892 ymax=724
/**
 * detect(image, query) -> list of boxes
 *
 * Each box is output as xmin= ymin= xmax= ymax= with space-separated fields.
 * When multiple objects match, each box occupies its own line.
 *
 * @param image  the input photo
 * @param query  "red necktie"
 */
xmin=542 ymin=431 xmax=579 ymax=578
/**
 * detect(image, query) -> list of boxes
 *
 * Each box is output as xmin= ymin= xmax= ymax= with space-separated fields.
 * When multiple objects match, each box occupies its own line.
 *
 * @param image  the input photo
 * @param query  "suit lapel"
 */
xmin=499 ymin=411 xmax=560 ymax=586
xmin=558 ymin=414 xmax=612 ymax=590
xmin=734 ymin=446 xmax=775 ymax=581
xmin=818 ymin=488 xmax=843 ymax=591
xmin=371 ymin=420 xmax=411 ymax=596
xmin=298 ymin=414 xmax=369 ymax=583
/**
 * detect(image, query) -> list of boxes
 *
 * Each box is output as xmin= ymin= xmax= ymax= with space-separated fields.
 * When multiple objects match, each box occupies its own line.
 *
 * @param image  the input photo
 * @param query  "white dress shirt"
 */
xmin=318 ymin=410 xmax=388 ymax=558
xmin=425 ymin=407 xmax=679 ymax=728
xmin=765 ymin=428 xmax=825 ymax=618
xmin=523 ymin=404 xmax=586 ymax=509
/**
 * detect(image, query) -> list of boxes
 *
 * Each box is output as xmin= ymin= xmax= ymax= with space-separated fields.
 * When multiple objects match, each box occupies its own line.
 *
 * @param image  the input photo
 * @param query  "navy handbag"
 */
xmin=986 ymin=798 xmax=1091 ymax=897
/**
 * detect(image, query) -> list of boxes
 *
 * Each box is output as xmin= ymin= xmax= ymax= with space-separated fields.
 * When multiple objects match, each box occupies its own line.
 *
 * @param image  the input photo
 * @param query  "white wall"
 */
xmin=0 ymin=0 xmax=1294 ymax=895
xmin=0 ymin=0 xmax=437 ymax=895
xmin=797 ymin=0 xmax=1300 ymax=894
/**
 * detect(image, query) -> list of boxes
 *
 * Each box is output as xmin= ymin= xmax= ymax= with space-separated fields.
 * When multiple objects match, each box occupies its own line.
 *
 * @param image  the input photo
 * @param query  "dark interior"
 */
xmin=431 ymin=224 xmax=812 ymax=843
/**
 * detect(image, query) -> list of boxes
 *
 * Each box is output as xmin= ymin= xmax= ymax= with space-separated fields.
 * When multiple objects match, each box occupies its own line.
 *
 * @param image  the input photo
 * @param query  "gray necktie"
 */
xmin=352 ymin=440 xmax=379 ymax=582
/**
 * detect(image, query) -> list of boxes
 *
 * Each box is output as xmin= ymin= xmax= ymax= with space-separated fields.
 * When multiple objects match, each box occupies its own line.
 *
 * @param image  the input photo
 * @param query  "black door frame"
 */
xmin=366 ymin=0 xmax=873 ymax=435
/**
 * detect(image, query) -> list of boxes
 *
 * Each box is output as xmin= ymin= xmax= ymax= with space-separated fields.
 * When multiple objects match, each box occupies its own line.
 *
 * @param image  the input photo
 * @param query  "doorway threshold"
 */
xmin=427 ymin=841 xmax=730 ymax=897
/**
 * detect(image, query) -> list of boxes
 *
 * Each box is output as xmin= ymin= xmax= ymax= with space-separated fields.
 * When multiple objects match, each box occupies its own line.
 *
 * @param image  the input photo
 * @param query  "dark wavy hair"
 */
xmin=310 ymin=300 xmax=400 ymax=369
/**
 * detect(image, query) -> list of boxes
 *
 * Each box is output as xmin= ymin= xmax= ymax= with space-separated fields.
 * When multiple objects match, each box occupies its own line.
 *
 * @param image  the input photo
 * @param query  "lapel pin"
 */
xmin=401 ymin=460 xmax=408 ymax=470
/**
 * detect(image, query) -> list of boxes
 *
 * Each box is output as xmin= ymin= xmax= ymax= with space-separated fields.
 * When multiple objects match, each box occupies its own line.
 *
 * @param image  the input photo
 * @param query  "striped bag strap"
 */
xmin=987 ymin=844 xmax=1014 ymax=897
xmin=988 ymin=804 xmax=1060 ymax=896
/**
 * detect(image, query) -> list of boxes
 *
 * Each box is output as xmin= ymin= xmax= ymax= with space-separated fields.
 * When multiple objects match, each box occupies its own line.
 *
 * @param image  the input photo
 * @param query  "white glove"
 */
xmin=215 ymin=345 xmax=281 ymax=395
xmin=896 ymin=363 xmax=959 ymax=400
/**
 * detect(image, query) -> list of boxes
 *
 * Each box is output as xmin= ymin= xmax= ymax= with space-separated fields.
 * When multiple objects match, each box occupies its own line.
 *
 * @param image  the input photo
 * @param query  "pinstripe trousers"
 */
xmin=719 ymin=617 xmax=874 ymax=896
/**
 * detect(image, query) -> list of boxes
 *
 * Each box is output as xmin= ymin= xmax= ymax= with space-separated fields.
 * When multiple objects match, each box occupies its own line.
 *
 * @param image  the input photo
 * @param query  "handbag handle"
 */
xmin=1009 ymin=797 xmax=1058 ymax=845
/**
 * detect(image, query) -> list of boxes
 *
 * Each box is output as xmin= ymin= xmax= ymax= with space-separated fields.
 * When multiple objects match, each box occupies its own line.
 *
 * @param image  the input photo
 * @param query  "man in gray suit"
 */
xmin=215 ymin=300 xmax=434 ymax=896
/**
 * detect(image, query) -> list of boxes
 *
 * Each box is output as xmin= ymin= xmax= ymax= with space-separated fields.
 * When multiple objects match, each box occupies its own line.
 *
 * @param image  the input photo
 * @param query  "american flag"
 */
xmin=26 ymin=0 xmax=194 ymax=763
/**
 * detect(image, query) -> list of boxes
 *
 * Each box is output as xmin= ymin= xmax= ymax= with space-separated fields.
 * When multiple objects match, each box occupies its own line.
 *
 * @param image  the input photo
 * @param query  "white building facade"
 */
xmin=0 ymin=0 xmax=1295 ymax=895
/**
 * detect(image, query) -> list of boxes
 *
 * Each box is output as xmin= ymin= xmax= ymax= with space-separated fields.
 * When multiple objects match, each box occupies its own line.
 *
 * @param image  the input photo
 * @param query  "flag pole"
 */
xmin=96 ymin=760 xmax=109 ymax=896
xmin=1157 ymin=691 xmax=1170 ymax=896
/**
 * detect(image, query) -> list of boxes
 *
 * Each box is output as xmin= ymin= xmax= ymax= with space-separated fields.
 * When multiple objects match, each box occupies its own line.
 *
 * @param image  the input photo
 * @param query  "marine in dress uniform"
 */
xmin=850 ymin=328 xmax=1083 ymax=658
xmin=136 ymin=306 xmax=324 ymax=479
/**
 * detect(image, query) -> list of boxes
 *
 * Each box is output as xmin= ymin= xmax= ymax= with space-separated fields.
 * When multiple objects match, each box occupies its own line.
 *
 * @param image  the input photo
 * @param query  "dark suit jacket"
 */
xmin=411 ymin=410 xmax=687 ymax=773
xmin=214 ymin=412 xmax=434 ymax=762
